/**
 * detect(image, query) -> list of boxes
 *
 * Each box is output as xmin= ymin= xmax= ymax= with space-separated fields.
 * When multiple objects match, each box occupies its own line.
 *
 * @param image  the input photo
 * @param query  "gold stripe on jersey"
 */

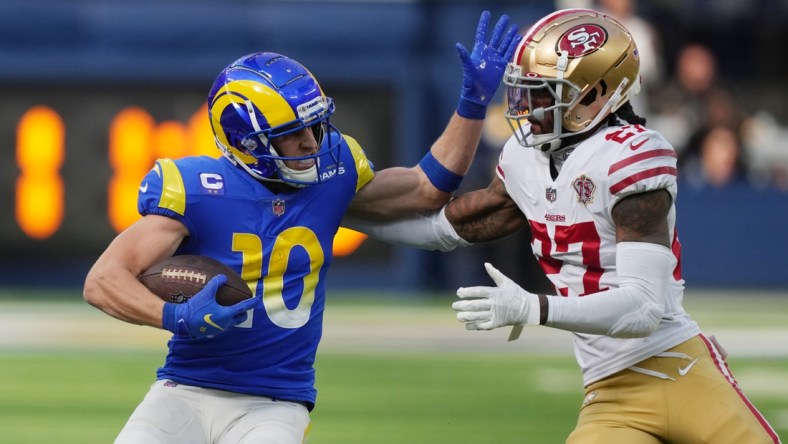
xmin=157 ymin=158 xmax=186 ymax=215
xmin=342 ymin=135 xmax=375 ymax=192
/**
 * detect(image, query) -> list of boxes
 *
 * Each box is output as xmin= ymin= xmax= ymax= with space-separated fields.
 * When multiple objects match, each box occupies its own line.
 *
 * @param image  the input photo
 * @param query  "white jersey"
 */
xmin=496 ymin=124 xmax=701 ymax=386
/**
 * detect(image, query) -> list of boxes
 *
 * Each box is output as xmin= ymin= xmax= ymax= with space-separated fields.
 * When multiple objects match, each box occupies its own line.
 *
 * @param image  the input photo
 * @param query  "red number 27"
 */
xmin=529 ymin=220 xmax=608 ymax=296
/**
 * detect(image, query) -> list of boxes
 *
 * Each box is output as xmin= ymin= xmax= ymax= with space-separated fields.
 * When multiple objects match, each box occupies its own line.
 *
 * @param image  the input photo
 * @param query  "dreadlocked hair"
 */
xmin=606 ymin=101 xmax=646 ymax=126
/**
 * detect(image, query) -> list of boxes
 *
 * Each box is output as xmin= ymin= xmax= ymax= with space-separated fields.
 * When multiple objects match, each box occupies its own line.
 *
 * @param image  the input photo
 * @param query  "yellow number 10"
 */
xmin=233 ymin=228 xmax=323 ymax=329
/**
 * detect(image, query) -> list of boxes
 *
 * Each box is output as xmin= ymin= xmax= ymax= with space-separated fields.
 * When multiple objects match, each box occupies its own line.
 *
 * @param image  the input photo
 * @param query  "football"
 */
xmin=138 ymin=255 xmax=252 ymax=306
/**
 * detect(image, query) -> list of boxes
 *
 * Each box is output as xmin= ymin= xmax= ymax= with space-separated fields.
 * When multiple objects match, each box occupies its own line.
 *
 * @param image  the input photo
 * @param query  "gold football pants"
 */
xmin=567 ymin=335 xmax=781 ymax=444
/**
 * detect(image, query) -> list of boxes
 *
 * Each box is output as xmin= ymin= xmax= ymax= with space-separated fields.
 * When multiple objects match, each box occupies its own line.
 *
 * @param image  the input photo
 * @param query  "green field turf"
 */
xmin=0 ymin=290 xmax=786 ymax=443
xmin=0 ymin=351 xmax=785 ymax=443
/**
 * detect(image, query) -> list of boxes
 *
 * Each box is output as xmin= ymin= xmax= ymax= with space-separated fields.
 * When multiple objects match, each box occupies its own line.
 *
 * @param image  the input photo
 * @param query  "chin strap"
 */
xmin=274 ymin=157 xmax=317 ymax=187
xmin=585 ymin=77 xmax=630 ymax=128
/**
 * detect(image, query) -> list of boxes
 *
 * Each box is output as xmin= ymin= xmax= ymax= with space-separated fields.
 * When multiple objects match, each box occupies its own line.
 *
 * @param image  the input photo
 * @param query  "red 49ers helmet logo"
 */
xmin=557 ymin=24 xmax=608 ymax=58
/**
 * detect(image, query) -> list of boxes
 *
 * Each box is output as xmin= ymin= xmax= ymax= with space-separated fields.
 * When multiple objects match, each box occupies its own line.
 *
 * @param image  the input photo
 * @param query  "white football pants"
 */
xmin=114 ymin=379 xmax=311 ymax=444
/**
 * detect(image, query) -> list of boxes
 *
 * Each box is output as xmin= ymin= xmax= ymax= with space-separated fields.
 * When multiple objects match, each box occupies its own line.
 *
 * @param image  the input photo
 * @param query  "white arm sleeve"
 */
xmin=545 ymin=242 xmax=673 ymax=338
xmin=342 ymin=207 xmax=470 ymax=252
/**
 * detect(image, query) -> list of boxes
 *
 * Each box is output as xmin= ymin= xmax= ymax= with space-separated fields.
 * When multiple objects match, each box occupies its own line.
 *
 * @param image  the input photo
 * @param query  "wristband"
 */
xmin=162 ymin=302 xmax=185 ymax=335
xmin=456 ymin=97 xmax=487 ymax=120
xmin=418 ymin=151 xmax=464 ymax=193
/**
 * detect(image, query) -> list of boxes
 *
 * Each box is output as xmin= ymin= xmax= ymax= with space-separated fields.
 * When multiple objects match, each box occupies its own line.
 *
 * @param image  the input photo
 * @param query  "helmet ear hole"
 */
xmin=579 ymin=80 xmax=608 ymax=107
xmin=598 ymin=80 xmax=608 ymax=97
xmin=580 ymin=87 xmax=598 ymax=106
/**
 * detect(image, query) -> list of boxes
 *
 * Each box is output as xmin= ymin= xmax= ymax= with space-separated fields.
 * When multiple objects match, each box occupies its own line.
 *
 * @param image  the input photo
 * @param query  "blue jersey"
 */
xmin=137 ymin=131 xmax=375 ymax=407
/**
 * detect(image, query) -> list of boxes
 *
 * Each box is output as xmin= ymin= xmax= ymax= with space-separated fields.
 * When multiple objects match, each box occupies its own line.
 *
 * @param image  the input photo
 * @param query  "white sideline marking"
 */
xmin=1 ymin=300 xmax=787 ymax=357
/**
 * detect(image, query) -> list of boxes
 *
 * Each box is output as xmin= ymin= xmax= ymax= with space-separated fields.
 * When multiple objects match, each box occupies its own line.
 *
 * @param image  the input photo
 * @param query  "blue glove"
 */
xmin=456 ymin=11 xmax=522 ymax=119
xmin=162 ymin=274 xmax=258 ymax=339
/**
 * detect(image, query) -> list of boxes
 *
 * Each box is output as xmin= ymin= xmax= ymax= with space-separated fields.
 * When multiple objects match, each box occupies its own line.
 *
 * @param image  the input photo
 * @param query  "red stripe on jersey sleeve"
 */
xmin=608 ymin=149 xmax=677 ymax=175
xmin=496 ymin=164 xmax=506 ymax=179
xmin=609 ymin=166 xmax=677 ymax=194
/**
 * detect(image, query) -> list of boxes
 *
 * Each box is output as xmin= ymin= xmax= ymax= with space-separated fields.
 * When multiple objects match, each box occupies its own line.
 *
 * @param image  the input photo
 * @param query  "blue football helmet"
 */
xmin=208 ymin=52 xmax=342 ymax=186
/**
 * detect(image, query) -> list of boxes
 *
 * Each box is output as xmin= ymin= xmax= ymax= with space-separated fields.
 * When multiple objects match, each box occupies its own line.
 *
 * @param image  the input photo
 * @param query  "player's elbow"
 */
xmin=82 ymin=274 xmax=101 ymax=309
xmin=83 ymin=267 xmax=111 ymax=310
xmin=606 ymin=300 xmax=663 ymax=338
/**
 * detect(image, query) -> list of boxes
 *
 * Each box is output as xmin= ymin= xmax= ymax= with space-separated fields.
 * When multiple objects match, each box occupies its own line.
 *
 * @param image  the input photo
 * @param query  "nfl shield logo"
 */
xmin=272 ymin=199 xmax=286 ymax=216
xmin=545 ymin=187 xmax=557 ymax=202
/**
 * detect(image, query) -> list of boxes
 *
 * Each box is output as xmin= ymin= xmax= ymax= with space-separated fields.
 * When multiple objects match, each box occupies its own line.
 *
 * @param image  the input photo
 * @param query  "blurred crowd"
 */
xmin=590 ymin=0 xmax=788 ymax=190
xmin=481 ymin=0 xmax=788 ymax=191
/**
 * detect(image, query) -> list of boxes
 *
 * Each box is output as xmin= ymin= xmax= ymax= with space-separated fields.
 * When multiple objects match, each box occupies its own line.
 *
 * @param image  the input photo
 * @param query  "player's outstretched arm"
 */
xmin=348 ymin=11 xmax=521 ymax=219
xmin=345 ymin=175 xmax=527 ymax=249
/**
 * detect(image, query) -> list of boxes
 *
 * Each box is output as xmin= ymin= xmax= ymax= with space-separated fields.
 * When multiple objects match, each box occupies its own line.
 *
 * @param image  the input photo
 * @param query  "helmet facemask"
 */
xmin=504 ymin=61 xmax=581 ymax=153
xmin=236 ymin=95 xmax=341 ymax=187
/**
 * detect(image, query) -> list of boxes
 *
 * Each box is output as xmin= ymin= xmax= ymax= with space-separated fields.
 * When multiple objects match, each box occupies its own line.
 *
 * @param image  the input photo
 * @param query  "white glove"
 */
xmin=452 ymin=263 xmax=540 ymax=331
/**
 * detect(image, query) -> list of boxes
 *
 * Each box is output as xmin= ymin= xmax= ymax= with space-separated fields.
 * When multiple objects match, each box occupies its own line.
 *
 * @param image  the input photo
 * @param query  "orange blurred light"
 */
xmin=155 ymin=121 xmax=189 ymax=160
xmin=15 ymin=106 xmax=65 ymax=240
xmin=189 ymin=104 xmax=218 ymax=158
xmin=332 ymin=227 xmax=368 ymax=257
xmin=108 ymin=107 xmax=154 ymax=170
xmin=108 ymin=107 xmax=155 ymax=232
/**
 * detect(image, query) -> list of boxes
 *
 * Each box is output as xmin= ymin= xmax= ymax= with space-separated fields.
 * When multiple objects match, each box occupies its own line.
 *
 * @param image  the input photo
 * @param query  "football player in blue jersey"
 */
xmin=83 ymin=10 xmax=521 ymax=444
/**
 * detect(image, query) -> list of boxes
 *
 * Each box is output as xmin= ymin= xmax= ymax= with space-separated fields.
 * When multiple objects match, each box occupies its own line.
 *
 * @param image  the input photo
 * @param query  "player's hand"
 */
xmin=456 ymin=10 xmax=522 ymax=119
xmin=162 ymin=275 xmax=258 ymax=338
xmin=453 ymin=263 xmax=539 ymax=330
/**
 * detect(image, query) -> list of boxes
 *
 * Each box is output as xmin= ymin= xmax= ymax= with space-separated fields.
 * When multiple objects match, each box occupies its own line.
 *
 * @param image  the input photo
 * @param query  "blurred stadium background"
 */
xmin=0 ymin=0 xmax=786 ymax=442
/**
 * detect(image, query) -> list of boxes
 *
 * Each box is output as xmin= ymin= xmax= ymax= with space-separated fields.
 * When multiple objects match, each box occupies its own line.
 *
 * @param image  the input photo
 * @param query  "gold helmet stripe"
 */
xmin=209 ymin=80 xmax=298 ymax=161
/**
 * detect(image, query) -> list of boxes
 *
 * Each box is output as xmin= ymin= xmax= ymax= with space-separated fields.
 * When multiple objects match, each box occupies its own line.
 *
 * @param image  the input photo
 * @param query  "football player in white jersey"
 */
xmin=346 ymin=8 xmax=781 ymax=444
